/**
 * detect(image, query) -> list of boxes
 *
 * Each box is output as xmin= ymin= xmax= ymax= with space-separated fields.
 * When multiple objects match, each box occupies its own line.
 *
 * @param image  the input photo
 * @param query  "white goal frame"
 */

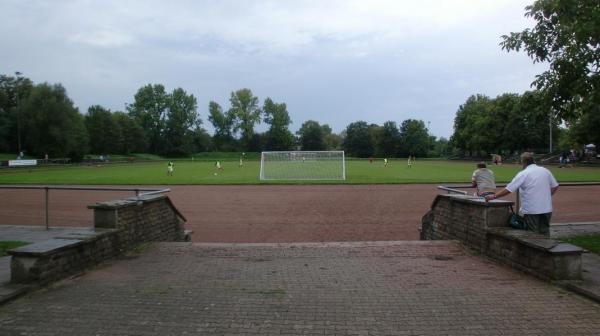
xmin=259 ymin=151 xmax=346 ymax=181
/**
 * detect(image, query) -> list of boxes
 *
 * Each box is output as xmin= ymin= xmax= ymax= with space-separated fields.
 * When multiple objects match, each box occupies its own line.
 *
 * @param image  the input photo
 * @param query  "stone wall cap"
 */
xmin=8 ymin=239 xmax=83 ymax=257
xmin=434 ymin=194 xmax=513 ymax=207
xmin=87 ymin=194 xmax=167 ymax=210
xmin=487 ymin=228 xmax=583 ymax=254
xmin=54 ymin=228 xmax=120 ymax=242
xmin=550 ymin=243 xmax=584 ymax=254
xmin=87 ymin=194 xmax=186 ymax=222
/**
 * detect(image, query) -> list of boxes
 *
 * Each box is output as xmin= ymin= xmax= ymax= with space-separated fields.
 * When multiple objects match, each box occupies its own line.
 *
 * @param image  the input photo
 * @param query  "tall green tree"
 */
xmin=399 ymin=119 xmax=429 ymax=157
xmin=112 ymin=112 xmax=147 ymax=154
xmin=0 ymin=73 xmax=34 ymax=153
xmin=343 ymin=121 xmax=374 ymax=157
xmin=322 ymin=124 xmax=342 ymax=150
xmin=19 ymin=83 xmax=88 ymax=159
xmin=192 ymin=128 xmax=213 ymax=152
xmin=432 ymin=137 xmax=450 ymax=157
xmin=263 ymin=97 xmax=295 ymax=150
xmin=501 ymin=0 xmax=600 ymax=121
xmin=374 ymin=121 xmax=400 ymax=157
xmin=208 ymin=101 xmax=236 ymax=151
xmin=297 ymin=120 xmax=326 ymax=150
xmin=450 ymin=94 xmax=493 ymax=155
xmin=85 ymin=105 xmax=119 ymax=154
xmin=164 ymin=88 xmax=200 ymax=156
xmin=489 ymin=93 xmax=521 ymax=152
xmin=450 ymin=91 xmax=558 ymax=155
xmin=127 ymin=84 xmax=169 ymax=154
xmin=563 ymin=105 xmax=600 ymax=149
xmin=516 ymin=90 xmax=558 ymax=152
xmin=229 ymin=88 xmax=261 ymax=151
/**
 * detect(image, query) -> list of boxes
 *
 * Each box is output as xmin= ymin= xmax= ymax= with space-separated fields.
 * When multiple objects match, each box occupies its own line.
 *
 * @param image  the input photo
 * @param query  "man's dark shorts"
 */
xmin=523 ymin=213 xmax=552 ymax=235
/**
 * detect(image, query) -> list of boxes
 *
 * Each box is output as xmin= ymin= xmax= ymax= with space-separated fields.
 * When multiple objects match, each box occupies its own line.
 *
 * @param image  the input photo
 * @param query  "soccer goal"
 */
xmin=260 ymin=151 xmax=346 ymax=181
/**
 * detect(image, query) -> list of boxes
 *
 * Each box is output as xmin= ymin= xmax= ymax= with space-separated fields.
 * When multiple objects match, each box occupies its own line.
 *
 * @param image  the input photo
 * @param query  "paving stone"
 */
xmin=0 ymin=241 xmax=599 ymax=335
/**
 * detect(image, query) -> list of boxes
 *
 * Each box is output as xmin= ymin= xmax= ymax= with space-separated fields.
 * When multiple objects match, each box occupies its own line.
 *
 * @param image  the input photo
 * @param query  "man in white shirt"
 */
xmin=485 ymin=152 xmax=559 ymax=235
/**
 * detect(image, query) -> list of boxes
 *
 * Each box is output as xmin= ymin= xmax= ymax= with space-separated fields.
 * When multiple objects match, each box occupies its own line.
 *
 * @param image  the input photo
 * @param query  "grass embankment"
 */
xmin=563 ymin=234 xmax=600 ymax=255
xmin=0 ymin=241 xmax=28 ymax=257
xmin=0 ymin=159 xmax=599 ymax=185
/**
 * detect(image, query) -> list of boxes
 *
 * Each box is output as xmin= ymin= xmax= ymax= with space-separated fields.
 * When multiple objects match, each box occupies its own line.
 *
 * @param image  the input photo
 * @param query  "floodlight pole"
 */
xmin=549 ymin=111 xmax=553 ymax=154
xmin=15 ymin=71 xmax=22 ymax=154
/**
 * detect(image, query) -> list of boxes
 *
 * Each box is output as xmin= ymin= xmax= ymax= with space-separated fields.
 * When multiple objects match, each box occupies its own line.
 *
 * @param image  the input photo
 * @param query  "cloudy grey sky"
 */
xmin=1 ymin=0 xmax=544 ymax=138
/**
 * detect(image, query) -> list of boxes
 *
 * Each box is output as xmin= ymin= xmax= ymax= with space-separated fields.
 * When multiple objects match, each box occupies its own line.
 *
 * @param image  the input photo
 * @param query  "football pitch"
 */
xmin=1 ymin=159 xmax=599 ymax=185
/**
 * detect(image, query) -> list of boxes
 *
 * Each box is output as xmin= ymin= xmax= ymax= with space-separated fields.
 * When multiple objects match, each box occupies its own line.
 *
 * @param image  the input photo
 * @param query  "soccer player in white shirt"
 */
xmin=485 ymin=152 xmax=559 ymax=235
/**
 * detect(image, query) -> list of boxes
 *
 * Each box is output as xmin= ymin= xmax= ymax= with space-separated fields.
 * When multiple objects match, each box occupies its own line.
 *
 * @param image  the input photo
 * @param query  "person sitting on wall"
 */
xmin=471 ymin=162 xmax=496 ymax=197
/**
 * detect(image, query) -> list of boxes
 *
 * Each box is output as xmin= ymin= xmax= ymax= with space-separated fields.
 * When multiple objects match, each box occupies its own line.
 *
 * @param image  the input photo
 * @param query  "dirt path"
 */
xmin=1 ymin=185 xmax=599 ymax=242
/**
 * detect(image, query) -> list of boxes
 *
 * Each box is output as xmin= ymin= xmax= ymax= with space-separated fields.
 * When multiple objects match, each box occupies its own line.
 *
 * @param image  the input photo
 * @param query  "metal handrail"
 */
xmin=0 ymin=186 xmax=170 ymax=229
xmin=138 ymin=188 xmax=171 ymax=196
xmin=438 ymin=182 xmax=600 ymax=190
xmin=437 ymin=186 xmax=468 ymax=195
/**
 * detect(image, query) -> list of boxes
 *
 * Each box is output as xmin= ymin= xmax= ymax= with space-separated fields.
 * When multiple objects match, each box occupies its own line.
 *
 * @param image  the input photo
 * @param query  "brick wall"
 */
xmin=421 ymin=194 xmax=582 ymax=280
xmin=91 ymin=194 xmax=187 ymax=247
xmin=10 ymin=194 xmax=188 ymax=285
xmin=11 ymin=230 xmax=121 ymax=284
xmin=421 ymin=194 xmax=511 ymax=252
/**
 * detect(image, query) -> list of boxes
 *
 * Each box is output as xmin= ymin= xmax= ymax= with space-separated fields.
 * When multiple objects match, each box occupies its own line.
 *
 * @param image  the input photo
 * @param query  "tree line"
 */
xmin=496 ymin=0 xmax=600 ymax=154
xmin=1 ymin=1 xmax=598 ymax=161
xmin=449 ymin=0 xmax=600 ymax=158
xmin=449 ymin=91 xmax=560 ymax=157
xmin=0 ymin=75 xmax=442 ymax=160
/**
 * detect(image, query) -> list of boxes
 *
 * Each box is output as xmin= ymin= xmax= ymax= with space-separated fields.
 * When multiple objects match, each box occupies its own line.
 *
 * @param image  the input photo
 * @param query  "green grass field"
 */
xmin=0 ymin=241 xmax=28 ymax=257
xmin=563 ymin=234 xmax=600 ymax=255
xmin=1 ymin=159 xmax=599 ymax=185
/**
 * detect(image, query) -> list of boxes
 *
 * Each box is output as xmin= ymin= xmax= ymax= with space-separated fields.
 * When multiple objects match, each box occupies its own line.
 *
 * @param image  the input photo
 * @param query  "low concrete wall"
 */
xmin=9 ymin=194 xmax=188 ymax=285
xmin=91 ymin=194 xmax=187 ymax=244
xmin=486 ymin=228 xmax=582 ymax=280
xmin=421 ymin=194 xmax=511 ymax=252
xmin=422 ymin=194 xmax=582 ymax=280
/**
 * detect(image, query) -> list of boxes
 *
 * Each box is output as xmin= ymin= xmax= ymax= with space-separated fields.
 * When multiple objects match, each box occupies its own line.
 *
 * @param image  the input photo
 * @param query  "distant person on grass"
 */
xmin=167 ymin=161 xmax=174 ymax=176
xmin=384 ymin=158 xmax=388 ymax=167
xmin=485 ymin=152 xmax=559 ymax=235
xmin=471 ymin=162 xmax=496 ymax=197
xmin=407 ymin=156 xmax=413 ymax=168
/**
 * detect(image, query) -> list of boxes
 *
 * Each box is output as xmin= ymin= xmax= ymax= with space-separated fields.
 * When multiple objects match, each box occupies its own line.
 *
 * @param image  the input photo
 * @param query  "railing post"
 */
xmin=45 ymin=186 xmax=49 ymax=230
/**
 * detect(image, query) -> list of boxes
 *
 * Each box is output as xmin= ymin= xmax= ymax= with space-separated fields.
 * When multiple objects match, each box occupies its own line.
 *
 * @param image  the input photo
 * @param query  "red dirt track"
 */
xmin=1 ymin=185 xmax=600 ymax=243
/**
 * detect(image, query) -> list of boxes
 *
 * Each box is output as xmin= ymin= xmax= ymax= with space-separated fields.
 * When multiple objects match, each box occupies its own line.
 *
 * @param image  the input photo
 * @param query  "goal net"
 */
xmin=260 ymin=151 xmax=346 ymax=180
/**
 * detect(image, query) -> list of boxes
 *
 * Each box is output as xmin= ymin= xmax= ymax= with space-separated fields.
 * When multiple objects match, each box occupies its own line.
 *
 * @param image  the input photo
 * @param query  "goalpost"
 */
xmin=260 ymin=151 xmax=346 ymax=181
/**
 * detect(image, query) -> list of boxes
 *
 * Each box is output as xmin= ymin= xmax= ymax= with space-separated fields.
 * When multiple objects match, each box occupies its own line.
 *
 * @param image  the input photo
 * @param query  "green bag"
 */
xmin=508 ymin=205 xmax=526 ymax=230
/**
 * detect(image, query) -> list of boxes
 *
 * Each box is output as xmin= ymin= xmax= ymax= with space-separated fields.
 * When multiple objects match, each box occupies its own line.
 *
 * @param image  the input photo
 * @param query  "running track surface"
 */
xmin=1 ymin=185 xmax=599 ymax=243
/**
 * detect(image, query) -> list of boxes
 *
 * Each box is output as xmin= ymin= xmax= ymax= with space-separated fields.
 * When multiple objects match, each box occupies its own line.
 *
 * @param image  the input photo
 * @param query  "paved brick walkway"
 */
xmin=1 ymin=241 xmax=599 ymax=335
xmin=551 ymin=222 xmax=600 ymax=237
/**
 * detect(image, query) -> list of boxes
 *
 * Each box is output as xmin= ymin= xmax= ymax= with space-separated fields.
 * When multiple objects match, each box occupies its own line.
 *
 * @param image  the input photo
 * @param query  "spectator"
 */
xmin=471 ymin=162 xmax=496 ymax=197
xmin=485 ymin=152 xmax=559 ymax=235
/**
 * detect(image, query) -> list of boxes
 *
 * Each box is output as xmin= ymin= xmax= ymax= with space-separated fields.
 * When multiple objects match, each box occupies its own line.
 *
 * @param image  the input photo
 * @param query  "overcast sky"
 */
xmin=1 ymin=0 xmax=544 ymax=138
